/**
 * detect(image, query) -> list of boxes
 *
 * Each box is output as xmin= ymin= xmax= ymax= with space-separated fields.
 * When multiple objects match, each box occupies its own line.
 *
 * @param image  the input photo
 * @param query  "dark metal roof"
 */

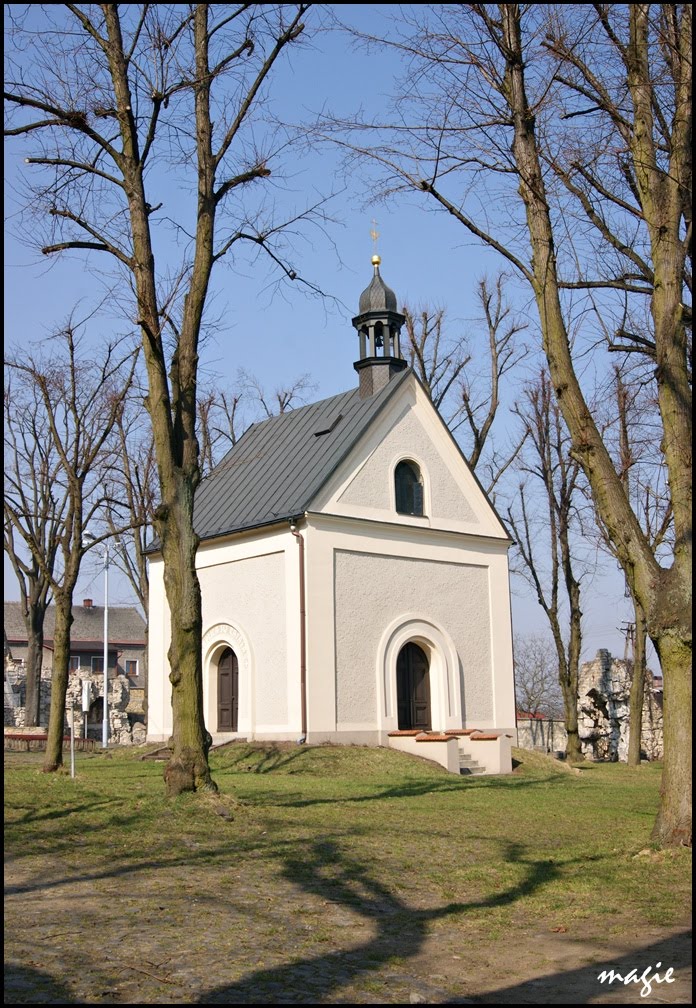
xmin=358 ymin=263 xmax=398 ymax=313
xmin=3 ymin=601 xmax=146 ymax=646
xmin=193 ymin=369 xmax=411 ymax=541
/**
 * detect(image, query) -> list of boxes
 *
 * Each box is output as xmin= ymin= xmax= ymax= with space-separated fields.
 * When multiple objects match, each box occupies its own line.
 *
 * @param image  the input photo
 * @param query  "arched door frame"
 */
xmin=376 ymin=615 xmax=461 ymax=734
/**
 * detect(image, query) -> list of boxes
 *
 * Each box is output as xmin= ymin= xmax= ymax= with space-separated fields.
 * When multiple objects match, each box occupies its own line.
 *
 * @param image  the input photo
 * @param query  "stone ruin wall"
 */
xmin=4 ymin=658 xmax=146 ymax=745
xmin=516 ymin=650 xmax=663 ymax=762
xmin=577 ymin=649 xmax=663 ymax=762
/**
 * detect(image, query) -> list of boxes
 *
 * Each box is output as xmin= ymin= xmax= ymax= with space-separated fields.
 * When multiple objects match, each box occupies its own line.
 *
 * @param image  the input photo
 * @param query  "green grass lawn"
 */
xmin=5 ymin=743 xmax=692 ymax=1004
xmin=4 ymin=742 xmax=690 ymax=936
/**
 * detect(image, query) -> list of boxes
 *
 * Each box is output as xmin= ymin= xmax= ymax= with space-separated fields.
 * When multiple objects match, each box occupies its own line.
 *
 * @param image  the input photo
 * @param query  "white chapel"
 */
xmin=147 ymin=257 xmax=517 ymax=774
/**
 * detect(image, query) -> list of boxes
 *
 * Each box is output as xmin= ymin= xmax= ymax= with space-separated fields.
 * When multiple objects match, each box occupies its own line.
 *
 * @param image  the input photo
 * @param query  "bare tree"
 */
xmin=5 ymin=4 xmax=328 ymax=795
xmin=4 ymin=378 xmax=62 ymax=726
xmin=403 ymin=275 xmax=527 ymax=496
xmin=594 ymin=365 xmax=673 ymax=767
xmin=100 ymin=386 xmax=158 ymax=725
xmin=506 ymin=370 xmax=586 ymax=761
xmin=625 ymin=605 xmax=651 ymax=766
xmin=4 ymin=325 xmax=138 ymax=771
xmin=197 ymin=368 xmax=319 ymax=475
xmin=238 ymin=368 xmax=318 ymax=420
xmin=514 ymin=634 xmax=564 ymax=720
xmin=329 ymin=3 xmax=691 ymax=846
xmin=402 ymin=305 xmax=471 ymax=422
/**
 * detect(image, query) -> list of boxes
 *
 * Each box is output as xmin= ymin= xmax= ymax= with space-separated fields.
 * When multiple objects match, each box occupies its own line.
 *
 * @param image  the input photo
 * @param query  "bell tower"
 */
xmin=352 ymin=254 xmax=408 ymax=398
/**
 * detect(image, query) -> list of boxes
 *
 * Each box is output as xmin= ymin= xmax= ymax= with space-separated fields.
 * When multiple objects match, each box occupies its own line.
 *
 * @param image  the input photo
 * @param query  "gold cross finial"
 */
xmin=370 ymin=219 xmax=381 ymax=266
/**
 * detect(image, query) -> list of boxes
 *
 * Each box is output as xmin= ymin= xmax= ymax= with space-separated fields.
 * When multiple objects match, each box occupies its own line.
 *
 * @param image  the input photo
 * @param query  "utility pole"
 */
xmin=619 ymin=622 xmax=635 ymax=665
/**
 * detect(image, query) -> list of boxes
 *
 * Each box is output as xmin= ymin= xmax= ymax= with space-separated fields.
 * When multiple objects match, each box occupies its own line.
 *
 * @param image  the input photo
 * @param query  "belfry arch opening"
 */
xmin=396 ymin=641 xmax=431 ymax=731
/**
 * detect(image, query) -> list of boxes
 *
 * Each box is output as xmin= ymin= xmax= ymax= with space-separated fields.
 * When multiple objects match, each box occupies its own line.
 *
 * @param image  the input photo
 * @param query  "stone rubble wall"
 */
xmin=577 ymin=649 xmax=663 ymax=762
xmin=4 ymin=658 xmax=145 ymax=744
xmin=516 ymin=650 xmax=663 ymax=762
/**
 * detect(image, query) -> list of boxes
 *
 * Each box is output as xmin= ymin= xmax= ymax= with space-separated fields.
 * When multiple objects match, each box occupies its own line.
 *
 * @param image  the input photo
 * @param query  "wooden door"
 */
xmin=218 ymin=648 xmax=239 ymax=732
xmin=396 ymin=642 xmax=431 ymax=731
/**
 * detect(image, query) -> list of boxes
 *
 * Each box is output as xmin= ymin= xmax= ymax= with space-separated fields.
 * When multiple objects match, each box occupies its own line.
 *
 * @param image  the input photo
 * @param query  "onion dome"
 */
xmin=358 ymin=255 xmax=398 ymax=313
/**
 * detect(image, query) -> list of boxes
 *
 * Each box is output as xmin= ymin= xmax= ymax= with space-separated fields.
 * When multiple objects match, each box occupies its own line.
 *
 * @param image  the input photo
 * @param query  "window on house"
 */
xmin=125 ymin=660 xmax=138 ymax=678
xmin=395 ymin=460 xmax=425 ymax=516
xmin=91 ymin=655 xmax=104 ymax=674
xmin=69 ymin=655 xmax=80 ymax=671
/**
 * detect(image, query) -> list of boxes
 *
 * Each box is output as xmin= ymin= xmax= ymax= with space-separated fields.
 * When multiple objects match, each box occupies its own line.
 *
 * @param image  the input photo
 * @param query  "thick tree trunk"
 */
xmin=651 ymin=629 xmax=692 ymax=846
xmin=159 ymin=486 xmax=216 ymax=796
xmin=102 ymin=5 xmax=217 ymax=796
xmin=42 ymin=597 xmax=72 ymax=772
xmin=561 ymin=680 xmax=583 ymax=762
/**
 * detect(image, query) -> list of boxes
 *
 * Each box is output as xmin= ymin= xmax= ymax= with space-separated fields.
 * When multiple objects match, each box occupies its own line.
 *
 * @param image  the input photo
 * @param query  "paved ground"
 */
xmin=4 ymin=852 xmax=691 ymax=1004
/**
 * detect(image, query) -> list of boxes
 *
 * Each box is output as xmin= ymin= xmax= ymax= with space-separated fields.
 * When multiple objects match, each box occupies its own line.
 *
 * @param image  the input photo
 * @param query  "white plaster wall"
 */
xmin=338 ymin=405 xmax=478 ymax=524
xmin=303 ymin=516 xmax=516 ymax=740
xmin=146 ymin=557 xmax=170 ymax=742
xmin=147 ymin=525 xmax=303 ymax=743
xmin=334 ymin=549 xmax=493 ymax=727
xmin=199 ymin=551 xmax=287 ymax=730
xmin=313 ymin=377 xmax=509 ymax=541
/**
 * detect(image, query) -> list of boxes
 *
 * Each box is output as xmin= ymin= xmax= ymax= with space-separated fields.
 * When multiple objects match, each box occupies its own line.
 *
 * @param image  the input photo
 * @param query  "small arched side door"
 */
xmin=217 ymin=647 xmax=239 ymax=732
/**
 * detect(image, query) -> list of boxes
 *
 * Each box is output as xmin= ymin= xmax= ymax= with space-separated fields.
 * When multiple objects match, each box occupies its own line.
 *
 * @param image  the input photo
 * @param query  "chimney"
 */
xmin=83 ymin=598 xmax=93 ymax=609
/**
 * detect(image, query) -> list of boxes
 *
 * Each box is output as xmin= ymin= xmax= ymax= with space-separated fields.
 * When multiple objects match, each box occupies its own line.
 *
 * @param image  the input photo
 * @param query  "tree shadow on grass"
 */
xmin=195 ymin=839 xmax=566 ymax=1004
xmin=454 ymin=929 xmax=692 ymax=1004
xmin=238 ymin=770 xmax=577 ymax=810
xmin=4 ymin=962 xmax=83 ymax=1004
xmin=218 ymin=743 xmax=313 ymax=775
xmin=5 ymin=796 xmax=119 ymax=828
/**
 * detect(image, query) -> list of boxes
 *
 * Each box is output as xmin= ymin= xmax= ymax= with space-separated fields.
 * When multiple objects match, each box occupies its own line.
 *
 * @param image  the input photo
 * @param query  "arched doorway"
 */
xmin=397 ymin=642 xmax=431 ymax=731
xmin=217 ymin=647 xmax=239 ymax=732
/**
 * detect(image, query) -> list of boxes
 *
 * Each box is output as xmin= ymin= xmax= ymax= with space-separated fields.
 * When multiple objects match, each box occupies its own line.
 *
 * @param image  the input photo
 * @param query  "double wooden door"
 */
xmin=396 ymin=642 xmax=431 ymax=731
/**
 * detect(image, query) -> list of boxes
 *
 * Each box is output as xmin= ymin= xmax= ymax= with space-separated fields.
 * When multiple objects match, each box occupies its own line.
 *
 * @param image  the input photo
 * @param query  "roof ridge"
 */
xmin=191 ymin=368 xmax=413 ymax=541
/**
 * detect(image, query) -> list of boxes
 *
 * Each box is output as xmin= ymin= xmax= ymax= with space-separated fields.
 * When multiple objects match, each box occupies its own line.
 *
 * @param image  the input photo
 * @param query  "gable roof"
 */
xmin=3 ymin=601 xmax=146 ymax=648
xmin=191 ymin=368 xmax=412 ymax=541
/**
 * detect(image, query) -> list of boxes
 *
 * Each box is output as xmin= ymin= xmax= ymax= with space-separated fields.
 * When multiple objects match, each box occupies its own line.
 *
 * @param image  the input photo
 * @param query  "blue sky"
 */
xmin=4 ymin=4 xmax=644 ymax=665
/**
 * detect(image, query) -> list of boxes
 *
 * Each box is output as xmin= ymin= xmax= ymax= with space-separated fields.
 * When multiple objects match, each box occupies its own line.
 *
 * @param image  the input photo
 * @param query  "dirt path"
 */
xmin=4 ymin=852 xmax=691 ymax=1004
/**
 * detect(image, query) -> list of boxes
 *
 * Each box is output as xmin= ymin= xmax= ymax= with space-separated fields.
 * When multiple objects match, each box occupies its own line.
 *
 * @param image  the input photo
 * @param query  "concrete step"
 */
xmin=459 ymin=757 xmax=486 ymax=776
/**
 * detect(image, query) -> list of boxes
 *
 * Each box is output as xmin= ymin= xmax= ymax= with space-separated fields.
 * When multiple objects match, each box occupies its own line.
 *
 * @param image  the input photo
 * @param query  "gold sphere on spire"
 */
xmin=371 ymin=254 xmax=381 ymax=266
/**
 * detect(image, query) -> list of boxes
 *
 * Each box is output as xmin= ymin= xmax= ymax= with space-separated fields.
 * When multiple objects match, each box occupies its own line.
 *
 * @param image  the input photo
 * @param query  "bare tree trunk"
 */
xmin=43 ymin=595 xmax=72 ymax=772
xmin=7 ymin=3 xmax=315 ymax=795
xmin=499 ymin=5 xmax=691 ymax=844
xmin=555 ymin=643 xmax=583 ymax=762
xmin=627 ymin=605 xmax=647 ymax=768
xmin=24 ymin=603 xmax=46 ymax=728
xmin=159 ymin=483 xmax=213 ymax=794
xmin=651 ymin=631 xmax=692 ymax=845
xmin=508 ymin=371 xmax=586 ymax=762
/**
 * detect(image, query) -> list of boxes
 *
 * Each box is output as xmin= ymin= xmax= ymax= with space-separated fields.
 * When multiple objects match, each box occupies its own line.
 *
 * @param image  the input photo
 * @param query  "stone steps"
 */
xmin=459 ymin=755 xmax=486 ymax=776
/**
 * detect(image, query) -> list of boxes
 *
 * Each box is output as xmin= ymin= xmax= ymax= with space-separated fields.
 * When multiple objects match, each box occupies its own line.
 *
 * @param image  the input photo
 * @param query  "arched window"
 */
xmin=395 ymin=460 xmax=424 ymax=516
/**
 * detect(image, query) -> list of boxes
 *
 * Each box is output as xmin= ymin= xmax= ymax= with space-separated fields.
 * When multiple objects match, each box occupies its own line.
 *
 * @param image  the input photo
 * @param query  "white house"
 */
xmin=147 ymin=257 xmax=517 ymax=774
